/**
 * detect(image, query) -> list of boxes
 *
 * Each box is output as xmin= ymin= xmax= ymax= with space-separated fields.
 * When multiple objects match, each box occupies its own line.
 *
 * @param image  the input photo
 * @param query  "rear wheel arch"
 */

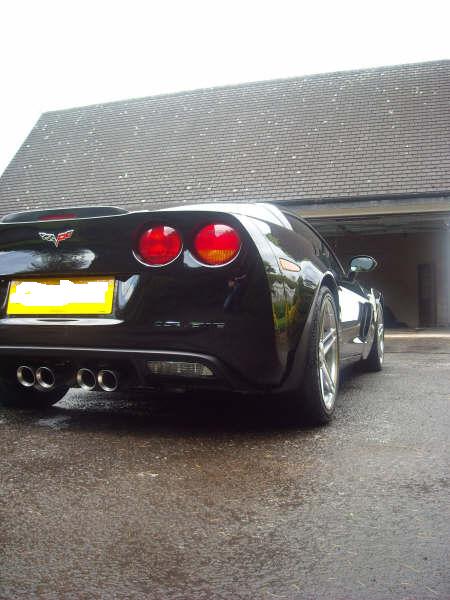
xmin=361 ymin=301 xmax=384 ymax=372
xmin=321 ymin=274 xmax=339 ymax=312
xmin=279 ymin=273 xmax=340 ymax=390
xmin=286 ymin=284 xmax=340 ymax=425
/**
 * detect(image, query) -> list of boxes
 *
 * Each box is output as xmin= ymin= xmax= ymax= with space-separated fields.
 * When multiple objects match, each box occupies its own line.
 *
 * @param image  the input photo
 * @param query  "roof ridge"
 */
xmin=41 ymin=59 xmax=450 ymax=116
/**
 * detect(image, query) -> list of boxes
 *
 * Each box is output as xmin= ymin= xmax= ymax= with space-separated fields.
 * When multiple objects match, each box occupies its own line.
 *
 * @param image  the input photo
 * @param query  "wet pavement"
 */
xmin=0 ymin=353 xmax=449 ymax=600
xmin=385 ymin=329 xmax=450 ymax=354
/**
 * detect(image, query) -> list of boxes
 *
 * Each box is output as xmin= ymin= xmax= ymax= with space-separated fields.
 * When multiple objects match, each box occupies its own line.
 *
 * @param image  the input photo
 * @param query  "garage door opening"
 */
xmin=308 ymin=212 xmax=450 ymax=329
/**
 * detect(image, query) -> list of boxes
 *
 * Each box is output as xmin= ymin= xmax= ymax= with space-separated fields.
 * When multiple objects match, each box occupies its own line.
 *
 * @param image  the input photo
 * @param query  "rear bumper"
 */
xmin=0 ymin=345 xmax=262 ymax=393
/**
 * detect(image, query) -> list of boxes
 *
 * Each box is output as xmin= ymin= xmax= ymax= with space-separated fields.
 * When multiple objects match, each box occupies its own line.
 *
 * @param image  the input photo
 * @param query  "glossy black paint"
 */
xmin=0 ymin=203 xmax=382 ymax=394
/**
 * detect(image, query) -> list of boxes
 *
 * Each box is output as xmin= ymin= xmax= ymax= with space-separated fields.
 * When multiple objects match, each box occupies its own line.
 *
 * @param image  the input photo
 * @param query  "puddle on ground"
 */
xmin=35 ymin=415 xmax=72 ymax=430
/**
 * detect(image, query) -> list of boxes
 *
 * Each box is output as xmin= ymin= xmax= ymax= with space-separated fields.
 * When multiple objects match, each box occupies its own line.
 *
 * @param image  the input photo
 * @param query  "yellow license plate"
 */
xmin=7 ymin=278 xmax=115 ymax=316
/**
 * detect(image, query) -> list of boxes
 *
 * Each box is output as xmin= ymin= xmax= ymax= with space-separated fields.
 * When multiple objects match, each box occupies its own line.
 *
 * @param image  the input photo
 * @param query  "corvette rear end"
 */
xmin=0 ymin=205 xmax=288 ymax=405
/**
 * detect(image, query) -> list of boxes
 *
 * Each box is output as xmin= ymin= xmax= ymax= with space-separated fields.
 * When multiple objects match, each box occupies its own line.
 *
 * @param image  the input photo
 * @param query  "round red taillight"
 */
xmin=137 ymin=225 xmax=182 ymax=266
xmin=194 ymin=224 xmax=241 ymax=266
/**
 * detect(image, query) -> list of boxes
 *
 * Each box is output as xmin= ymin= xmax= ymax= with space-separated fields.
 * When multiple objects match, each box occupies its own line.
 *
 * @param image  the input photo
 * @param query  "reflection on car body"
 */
xmin=0 ymin=202 xmax=384 ymax=425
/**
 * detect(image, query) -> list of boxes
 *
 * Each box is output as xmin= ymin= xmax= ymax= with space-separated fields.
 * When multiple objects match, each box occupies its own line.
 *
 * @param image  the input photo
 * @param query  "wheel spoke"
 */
xmin=378 ymin=322 xmax=384 ymax=357
xmin=322 ymin=327 xmax=334 ymax=343
xmin=321 ymin=361 xmax=335 ymax=394
xmin=322 ymin=328 xmax=336 ymax=356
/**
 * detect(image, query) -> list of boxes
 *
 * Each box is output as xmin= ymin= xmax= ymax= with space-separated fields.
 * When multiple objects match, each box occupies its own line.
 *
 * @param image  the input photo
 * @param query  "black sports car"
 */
xmin=0 ymin=203 xmax=384 ymax=424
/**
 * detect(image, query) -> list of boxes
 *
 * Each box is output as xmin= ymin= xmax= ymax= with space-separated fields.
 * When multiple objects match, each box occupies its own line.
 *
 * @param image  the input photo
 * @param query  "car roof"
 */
xmin=159 ymin=202 xmax=294 ymax=229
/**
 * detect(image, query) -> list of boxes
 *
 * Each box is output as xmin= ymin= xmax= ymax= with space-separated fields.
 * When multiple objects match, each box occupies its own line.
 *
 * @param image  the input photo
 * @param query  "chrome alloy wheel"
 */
xmin=377 ymin=312 xmax=385 ymax=364
xmin=318 ymin=297 xmax=339 ymax=410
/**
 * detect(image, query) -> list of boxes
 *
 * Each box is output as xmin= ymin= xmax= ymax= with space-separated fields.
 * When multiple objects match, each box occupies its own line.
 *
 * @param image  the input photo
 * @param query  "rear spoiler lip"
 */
xmin=1 ymin=202 xmax=287 ymax=225
xmin=1 ymin=206 xmax=129 ymax=224
xmin=1 ymin=205 xmax=241 ymax=225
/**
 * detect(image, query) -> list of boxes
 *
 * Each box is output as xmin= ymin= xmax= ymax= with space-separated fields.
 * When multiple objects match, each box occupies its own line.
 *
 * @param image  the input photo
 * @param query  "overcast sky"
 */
xmin=1 ymin=0 xmax=448 ymax=176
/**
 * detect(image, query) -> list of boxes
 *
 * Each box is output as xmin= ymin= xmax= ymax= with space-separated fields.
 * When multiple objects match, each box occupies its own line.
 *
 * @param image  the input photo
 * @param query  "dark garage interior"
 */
xmin=312 ymin=210 xmax=450 ymax=328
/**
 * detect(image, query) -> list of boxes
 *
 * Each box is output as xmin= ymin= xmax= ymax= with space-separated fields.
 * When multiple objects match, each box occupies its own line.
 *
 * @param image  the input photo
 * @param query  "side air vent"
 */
xmin=360 ymin=304 xmax=373 ymax=340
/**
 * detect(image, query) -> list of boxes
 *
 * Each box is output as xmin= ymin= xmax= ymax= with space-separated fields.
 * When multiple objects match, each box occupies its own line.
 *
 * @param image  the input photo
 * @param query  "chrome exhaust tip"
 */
xmin=17 ymin=366 xmax=36 ymax=388
xmin=76 ymin=368 xmax=97 ymax=391
xmin=36 ymin=367 xmax=56 ymax=390
xmin=97 ymin=369 xmax=119 ymax=392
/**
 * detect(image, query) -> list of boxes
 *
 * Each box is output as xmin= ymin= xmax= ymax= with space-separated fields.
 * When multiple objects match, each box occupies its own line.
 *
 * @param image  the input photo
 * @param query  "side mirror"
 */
xmin=348 ymin=255 xmax=377 ymax=280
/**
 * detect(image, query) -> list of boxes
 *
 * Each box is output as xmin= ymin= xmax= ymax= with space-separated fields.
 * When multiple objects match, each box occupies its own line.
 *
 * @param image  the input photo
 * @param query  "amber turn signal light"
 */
xmin=193 ymin=224 xmax=241 ymax=266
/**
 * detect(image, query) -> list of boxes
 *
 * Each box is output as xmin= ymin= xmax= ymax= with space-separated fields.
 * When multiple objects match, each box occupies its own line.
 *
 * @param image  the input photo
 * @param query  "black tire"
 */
xmin=362 ymin=304 xmax=384 ymax=372
xmin=289 ymin=286 xmax=340 ymax=426
xmin=0 ymin=379 xmax=69 ymax=409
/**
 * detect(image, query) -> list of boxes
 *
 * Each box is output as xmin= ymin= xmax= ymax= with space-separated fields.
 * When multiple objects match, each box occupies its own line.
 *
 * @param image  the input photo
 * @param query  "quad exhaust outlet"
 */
xmin=17 ymin=366 xmax=36 ymax=388
xmin=17 ymin=365 xmax=58 ymax=390
xmin=76 ymin=368 xmax=97 ymax=391
xmin=16 ymin=365 xmax=120 ymax=392
xmin=76 ymin=368 xmax=119 ymax=392
xmin=97 ymin=369 xmax=119 ymax=392
xmin=36 ymin=367 xmax=56 ymax=390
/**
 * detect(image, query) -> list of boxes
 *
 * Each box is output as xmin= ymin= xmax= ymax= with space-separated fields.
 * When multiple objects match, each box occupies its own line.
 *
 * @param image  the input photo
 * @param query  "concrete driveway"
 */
xmin=385 ymin=329 xmax=450 ymax=353
xmin=0 ymin=349 xmax=449 ymax=599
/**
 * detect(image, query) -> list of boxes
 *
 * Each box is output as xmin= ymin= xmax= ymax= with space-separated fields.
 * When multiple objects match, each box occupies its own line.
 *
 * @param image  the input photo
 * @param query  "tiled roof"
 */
xmin=0 ymin=60 xmax=449 ymax=216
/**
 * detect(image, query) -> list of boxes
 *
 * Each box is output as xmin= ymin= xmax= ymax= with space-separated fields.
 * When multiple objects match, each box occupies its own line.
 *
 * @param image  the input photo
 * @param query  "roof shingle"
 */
xmin=0 ymin=60 xmax=449 ymax=216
